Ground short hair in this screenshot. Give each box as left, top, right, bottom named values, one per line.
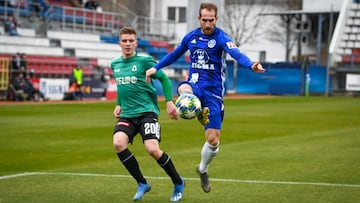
left=199, top=2, right=218, bottom=17
left=119, top=27, right=137, bottom=36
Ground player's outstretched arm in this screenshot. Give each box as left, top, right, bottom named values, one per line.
left=145, top=67, right=157, bottom=82
left=251, top=62, right=266, bottom=73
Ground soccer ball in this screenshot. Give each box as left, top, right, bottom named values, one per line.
left=175, top=94, right=202, bottom=119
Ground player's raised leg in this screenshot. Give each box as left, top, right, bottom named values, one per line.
left=177, top=83, right=210, bottom=125
left=196, top=165, right=210, bottom=193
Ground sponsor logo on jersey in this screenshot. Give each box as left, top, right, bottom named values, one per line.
left=191, top=49, right=215, bottom=70
left=114, top=68, right=120, bottom=72
left=117, top=121, right=130, bottom=126
left=115, top=76, right=138, bottom=85
left=208, top=39, right=216, bottom=48
left=226, top=42, right=237, bottom=49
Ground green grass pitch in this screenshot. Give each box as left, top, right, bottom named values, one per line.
left=0, top=96, right=359, bottom=203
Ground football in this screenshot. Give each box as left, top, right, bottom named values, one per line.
left=175, top=93, right=202, bottom=119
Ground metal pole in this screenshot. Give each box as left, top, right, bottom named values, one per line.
left=281, top=14, right=292, bottom=62
left=326, top=6, right=334, bottom=97
left=316, top=14, right=324, bottom=65
left=297, top=33, right=302, bottom=60
left=286, top=16, right=291, bottom=62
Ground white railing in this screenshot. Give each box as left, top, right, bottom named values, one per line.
left=329, top=0, right=351, bottom=64
left=0, top=1, right=176, bottom=40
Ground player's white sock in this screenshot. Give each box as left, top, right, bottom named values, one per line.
left=199, top=141, right=219, bottom=173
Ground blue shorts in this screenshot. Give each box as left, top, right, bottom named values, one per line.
left=178, top=81, right=224, bottom=130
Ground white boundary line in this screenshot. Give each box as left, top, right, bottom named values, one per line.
left=1, top=172, right=360, bottom=188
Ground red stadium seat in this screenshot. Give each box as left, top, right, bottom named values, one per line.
left=149, top=40, right=171, bottom=48
left=23, top=55, right=95, bottom=77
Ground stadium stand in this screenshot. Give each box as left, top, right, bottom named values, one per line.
left=0, top=0, right=182, bottom=100
left=327, top=0, right=360, bottom=94
left=0, top=35, right=50, bottom=46
left=0, top=53, right=94, bottom=78
left=16, top=27, right=36, bottom=37
left=0, top=0, right=30, bottom=17
left=0, top=44, right=64, bottom=56
left=99, top=34, right=189, bottom=68
left=331, top=0, right=360, bottom=66
left=46, top=0, right=73, bottom=7
left=47, top=30, right=119, bottom=66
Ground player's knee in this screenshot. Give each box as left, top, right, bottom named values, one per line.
left=145, top=144, right=162, bottom=159
left=207, top=135, right=220, bottom=146
left=178, top=84, right=192, bottom=95
left=207, top=139, right=219, bottom=146
left=113, top=141, right=126, bottom=152
left=206, top=131, right=220, bottom=146
left=113, top=132, right=128, bottom=152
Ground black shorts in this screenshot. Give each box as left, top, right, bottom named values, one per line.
left=113, top=113, right=161, bottom=144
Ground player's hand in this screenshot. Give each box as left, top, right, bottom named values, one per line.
left=166, top=101, right=178, bottom=120
left=113, top=105, right=121, bottom=118
left=145, top=67, right=157, bottom=83
left=251, top=62, right=265, bottom=73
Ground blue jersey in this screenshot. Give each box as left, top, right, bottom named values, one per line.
left=155, top=27, right=253, bottom=98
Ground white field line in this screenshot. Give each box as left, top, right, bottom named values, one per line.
left=1, top=172, right=360, bottom=188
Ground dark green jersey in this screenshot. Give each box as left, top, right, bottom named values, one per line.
left=110, top=52, right=173, bottom=118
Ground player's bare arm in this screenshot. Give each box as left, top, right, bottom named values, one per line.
left=251, top=62, right=266, bottom=73
left=145, top=67, right=157, bottom=82
left=113, top=105, right=121, bottom=118
left=166, top=101, right=179, bottom=120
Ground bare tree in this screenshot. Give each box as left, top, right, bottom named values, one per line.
left=267, top=17, right=298, bottom=58
left=222, top=0, right=272, bottom=47
left=222, top=0, right=302, bottom=61
left=266, top=0, right=302, bottom=60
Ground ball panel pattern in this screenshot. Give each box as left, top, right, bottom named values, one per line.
left=175, top=94, right=202, bottom=119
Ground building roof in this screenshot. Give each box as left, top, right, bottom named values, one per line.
left=259, top=9, right=339, bottom=16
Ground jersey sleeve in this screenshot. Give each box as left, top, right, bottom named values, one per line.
left=116, top=95, right=121, bottom=106
left=109, top=60, right=121, bottom=106
left=144, top=55, right=157, bottom=68
left=222, top=33, right=253, bottom=69
left=153, top=70, right=173, bottom=102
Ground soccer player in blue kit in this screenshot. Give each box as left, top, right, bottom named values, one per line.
left=146, top=2, right=265, bottom=193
